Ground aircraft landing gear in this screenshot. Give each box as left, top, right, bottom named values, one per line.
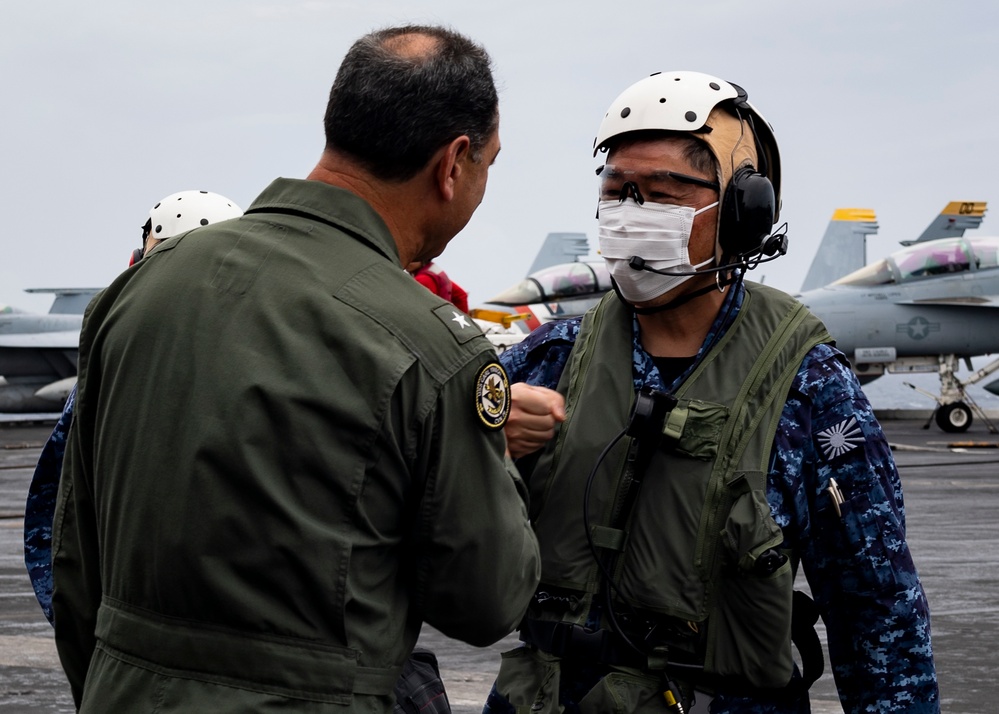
left=904, top=354, right=999, bottom=434
left=935, top=401, right=973, bottom=433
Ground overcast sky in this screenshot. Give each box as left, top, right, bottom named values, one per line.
left=3, top=0, right=998, bottom=317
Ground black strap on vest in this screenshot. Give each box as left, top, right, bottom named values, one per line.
left=520, top=589, right=824, bottom=699
left=788, top=590, right=824, bottom=692
left=520, top=618, right=701, bottom=674
left=581, top=389, right=678, bottom=660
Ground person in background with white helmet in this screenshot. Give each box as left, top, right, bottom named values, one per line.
left=24, top=189, right=243, bottom=625
left=485, top=72, right=939, bottom=713
left=131, top=189, right=243, bottom=265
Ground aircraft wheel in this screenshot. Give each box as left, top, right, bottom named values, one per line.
left=936, top=402, right=973, bottom=433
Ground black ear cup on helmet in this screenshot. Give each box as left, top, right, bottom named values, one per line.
left=718, top=165, right=776, bottom=258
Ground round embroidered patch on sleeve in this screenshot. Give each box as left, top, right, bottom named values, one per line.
left=475, top=362, right=511, bottom=430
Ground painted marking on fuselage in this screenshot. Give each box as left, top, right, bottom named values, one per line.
left=896, top=316, right=941, bottom=340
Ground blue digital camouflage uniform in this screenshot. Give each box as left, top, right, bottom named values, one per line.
left=23, top=386, right=75, bottom=625
left=485, top=282, right=939, bottom=714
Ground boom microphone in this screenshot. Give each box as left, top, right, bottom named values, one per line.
left=627, top=231, right=788, bottom=276
left=627, top=255, right=741, bottom=276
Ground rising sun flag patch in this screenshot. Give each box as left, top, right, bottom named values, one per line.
left=817, top=416, right=866, bottom=460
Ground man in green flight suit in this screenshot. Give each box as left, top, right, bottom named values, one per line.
left=52, top=25, right=541, bottom=713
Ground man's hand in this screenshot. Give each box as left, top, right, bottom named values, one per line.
left=505, top=384, right=566, bottom=459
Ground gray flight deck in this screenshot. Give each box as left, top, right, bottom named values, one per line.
left=1, top=417, right=996, bottom=713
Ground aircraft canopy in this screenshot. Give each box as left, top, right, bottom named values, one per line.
left=488, top=261, right=612, bottom=305
left=831, top=236, right=999, bottom=287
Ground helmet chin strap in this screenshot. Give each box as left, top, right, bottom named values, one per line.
left=611, top=269, right=742, bottom=315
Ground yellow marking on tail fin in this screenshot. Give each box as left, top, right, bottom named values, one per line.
left=832, top=208, right=877, bottom=222
left=941, top=201, right=987, bottom=216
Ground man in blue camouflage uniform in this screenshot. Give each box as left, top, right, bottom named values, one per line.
left=23, top=190, right=243, bottom=626
left=485, top=72, right=938, bottom=714
left=23, top=389, right=74, bottom=624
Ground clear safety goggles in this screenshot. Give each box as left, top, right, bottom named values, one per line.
left=596, top=164, right=720, bottom=205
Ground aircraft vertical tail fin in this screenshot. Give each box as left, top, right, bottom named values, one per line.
left=527, top=233, right=589, bottom=275
left=25, top=288, right=103, bottom=315
left=800, top=209, right=879, bottom=292
left=900, top=201, right=987, bottom=246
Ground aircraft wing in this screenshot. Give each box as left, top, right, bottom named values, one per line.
left=800, top=208, right=879, bottom=292
left=0, top=330, right=80, bottom=348
left=894, top=296, right=999, bottom=308
left=25, top=287, right=103, bottom=315
left=900, top=201, right=987, bottom=246
left=0, top=412, right=63, bottom=422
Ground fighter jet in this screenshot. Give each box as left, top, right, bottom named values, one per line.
left=470, top=233, right=611, bottom=350
left=797, top=202, right=999, bottom=433
left=0, top=288, right=98, bottom=413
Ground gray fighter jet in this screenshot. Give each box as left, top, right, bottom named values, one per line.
left=471, top=232, right=611, bottom=351
left=0, top=288, right=98, bottom=413
left=797, top=202, right=999, bottom=432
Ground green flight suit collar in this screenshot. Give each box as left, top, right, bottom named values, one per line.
left=246, top=178, right=400, bottom=265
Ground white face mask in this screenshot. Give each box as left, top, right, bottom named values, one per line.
left=598, top=198, right=719, bottom=303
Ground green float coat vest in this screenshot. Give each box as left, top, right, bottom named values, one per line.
left=525, top=283, right=831, bottom=688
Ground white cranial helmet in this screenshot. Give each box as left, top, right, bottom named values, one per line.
left=149, top=190, right=243, bottom=239
left=593, top=71, right=781, bottom=224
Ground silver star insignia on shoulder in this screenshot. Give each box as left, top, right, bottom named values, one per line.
left=433, top=303, right=481, bottom=344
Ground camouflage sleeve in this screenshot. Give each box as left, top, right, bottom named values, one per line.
left=23, top=387, right=77, bottom=625
left=498, top=318, right=580, bottom=389
left=771, top=344, right=939, bottom=713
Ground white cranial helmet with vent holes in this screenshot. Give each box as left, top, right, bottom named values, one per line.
left=149, top=190, right=242, bottom=239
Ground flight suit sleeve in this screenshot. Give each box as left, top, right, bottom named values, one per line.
left=50, top=392, right=103, bottom=708
left=777, top=349, right=939, bottom=712
left=410, top=353, right=541, bottom=647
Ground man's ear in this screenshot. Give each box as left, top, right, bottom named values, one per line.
left=436, top=135, right=471, bottom=202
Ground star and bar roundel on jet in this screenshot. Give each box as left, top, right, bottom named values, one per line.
left=795, top=201, right=999, bottom=433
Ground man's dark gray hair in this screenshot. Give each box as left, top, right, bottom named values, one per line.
left=324, top=25, right=499, bottom=182
left=607, top=130, right=717, bottom=180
